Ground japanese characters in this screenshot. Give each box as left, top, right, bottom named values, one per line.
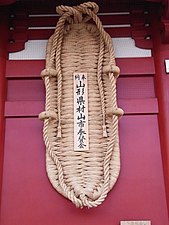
left=74, top=73, right=89, bottom=151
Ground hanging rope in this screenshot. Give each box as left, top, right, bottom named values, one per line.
left=39, top=2, right=124, bottom=208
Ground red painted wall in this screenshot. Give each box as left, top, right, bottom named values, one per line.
left=0, top=116, right=168, bottom=225
left=0, top=2, right=169, bottom=225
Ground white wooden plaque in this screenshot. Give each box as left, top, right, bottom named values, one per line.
left=165, top=59, right=169, bottom=73
left=74, top=73, right=89, bottom=151
left=120, top=221, right=151, bottom=225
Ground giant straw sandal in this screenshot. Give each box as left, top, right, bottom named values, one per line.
left=39, top=2, right=124, bottom=208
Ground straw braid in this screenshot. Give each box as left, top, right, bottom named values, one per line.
left=39, top=2, right=123, bottom=208
left=97, top=36, right=107, bottom=137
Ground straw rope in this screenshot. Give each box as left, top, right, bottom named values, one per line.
left=39, top=2, right=124, bottom=208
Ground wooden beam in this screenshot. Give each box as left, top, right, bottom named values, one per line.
left=151, top=5, right=169, bottom=217
left=6, top=58, right=155, bottom=78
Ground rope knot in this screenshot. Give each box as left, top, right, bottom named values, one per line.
left=56, top=2, right=99, bottom=24
left=73, top=2, right=99, bottom=22
left=78, top=2, right=99, bottom=14
left=113, top=108, right=124, bottom=118
left=112, top=66, right=120, bottom=78
left=41, top=68, right=57, bottom=78
left=107, top=108, right=124, bottom=119
left=103, top=65, right=120, bottom=78
left=39, top=110, right=58, bottom=121
left=56, top=5, right=83, bottom=23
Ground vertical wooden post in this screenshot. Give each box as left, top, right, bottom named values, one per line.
left=151, top=7, right=169, bottom=217
left=0, top=7, right=8, bottom=204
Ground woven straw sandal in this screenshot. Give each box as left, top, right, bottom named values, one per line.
left=39, top=2, right=124, bottom=208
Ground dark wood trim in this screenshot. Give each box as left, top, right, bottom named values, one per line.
left=0, top=0, right=16, bottom=5
left=7, top=2, right=152, bottom=53
left=0, top=8, right=8, bottom=208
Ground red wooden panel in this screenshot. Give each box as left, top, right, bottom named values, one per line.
left=135, top=38, right=153, bottom=49
left=0, top=116, right=168, bottom=225
left=6, top=76, right=155, bottom=102
left=4, top=98, right=158, bottom=117
left=5, top=101, right=44, bottom=117
left=118, top=98, right=158, bottom=114
left=6, top=60, right=45, bottom=78
left=117, top=77, right=155, bottom=99
left=7, top=80, right=45, bottom=101
left=118, top=57, right=155, bottom=75
left=8, top=41, right=25, bottom=53
left=6, top=58, right=155, bottom=78
left=132, top=27, right=150, bottom=38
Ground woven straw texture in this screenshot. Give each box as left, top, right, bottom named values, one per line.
left=39, top=2, right=124, bottom=208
